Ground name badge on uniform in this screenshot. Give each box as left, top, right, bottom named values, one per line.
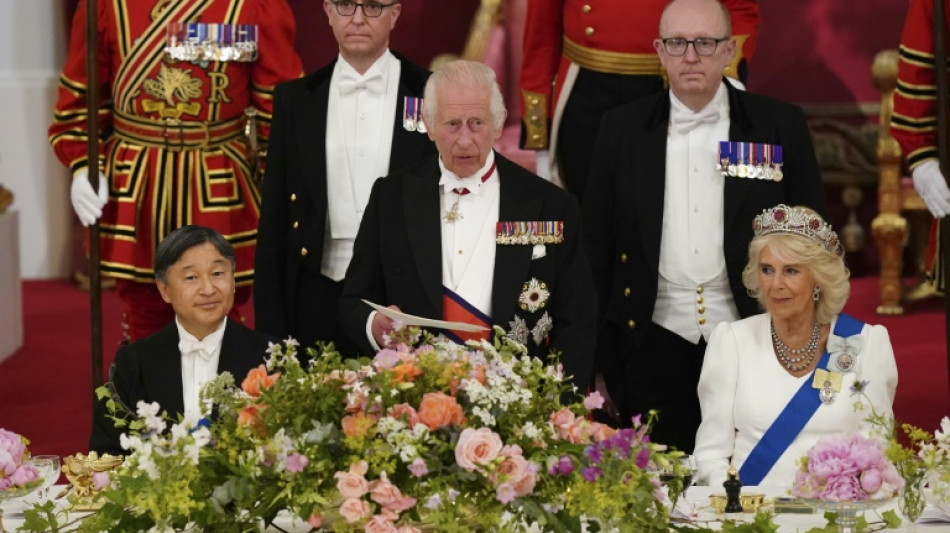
left=165, top=22, right=259, bottom=63
left=496, top=221, right=564, bottom=245
left=403, top=96, right=426, bottom=133
left=718, top=141, right=784, bottom=182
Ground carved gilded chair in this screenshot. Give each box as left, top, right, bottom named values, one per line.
left=871, top=49, right=930, bottom=315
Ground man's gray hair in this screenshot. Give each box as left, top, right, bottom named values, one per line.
left=154, top=225, right=236, bottom=283
left=423, top=60, right=506, bottom=131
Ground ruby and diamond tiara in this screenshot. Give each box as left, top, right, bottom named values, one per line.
left=752, top=204, right=843, bottom=255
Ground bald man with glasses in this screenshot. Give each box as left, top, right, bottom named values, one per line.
left=582, top=0, right=826, bottom=452
left=255, top=0, right=436, bottom=354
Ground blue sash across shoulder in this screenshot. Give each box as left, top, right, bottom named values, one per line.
left=737, top=313, right=864, bottom=486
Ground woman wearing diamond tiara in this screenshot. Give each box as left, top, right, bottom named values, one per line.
left=693, top=205, right=898, bottom=487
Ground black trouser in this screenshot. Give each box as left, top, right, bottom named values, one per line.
left=608, top=322, right=706, bottom=453
left=293, top=270, right=360, bottom=359
left=557, top=70, right=664, bottom=201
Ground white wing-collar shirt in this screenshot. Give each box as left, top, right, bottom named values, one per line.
left=653, top=82, right=740, bottom=344
left=176, top=316, right=227, bottom=420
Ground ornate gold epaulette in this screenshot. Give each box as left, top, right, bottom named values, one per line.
left=496, top=221, right=564, bottom=245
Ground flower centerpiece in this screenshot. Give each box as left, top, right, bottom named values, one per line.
left=791, top=433, right=902, bottom=502
left=0, top=428, right=40, bottom=495
left=75, top=327, right=691, bottom=532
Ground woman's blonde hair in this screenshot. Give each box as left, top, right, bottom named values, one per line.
left=741, top=213, right=850, bottom=325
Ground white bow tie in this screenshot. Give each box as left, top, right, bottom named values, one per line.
left=672, top=107, right=721, bottom=134
left=179, top=338, right=214, bottom=361
left=339, top=72, right=385, bottom=96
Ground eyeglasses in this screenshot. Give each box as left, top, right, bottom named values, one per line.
left=660, top=37, right=729, bottom=57
left=331, top=0, right=399, bottom=18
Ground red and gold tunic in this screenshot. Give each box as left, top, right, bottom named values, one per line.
left=519, top=0, right=759, bottom=149
left=892, top=0, right=947, bottom=170
left=49, top=0, right=302, bottom=285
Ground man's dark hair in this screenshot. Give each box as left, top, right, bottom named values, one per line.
left=153, top=225, right=236, bottom=283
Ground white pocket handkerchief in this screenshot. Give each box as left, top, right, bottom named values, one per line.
left=532, top=244, right=546, bottom=260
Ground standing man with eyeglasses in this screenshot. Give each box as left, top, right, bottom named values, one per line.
left=519, top=0, right=758, bottom=201
left=254, top=0, right=436, bottom=354
left=582, top=0, right=826, bottom=452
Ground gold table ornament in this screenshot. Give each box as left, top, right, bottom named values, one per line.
left=708, top=492, right=767, bottom=514
left=62, top=452, right=123, bottom=511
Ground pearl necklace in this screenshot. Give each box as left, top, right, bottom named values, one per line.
left=770, top=319, right=820, bottom=372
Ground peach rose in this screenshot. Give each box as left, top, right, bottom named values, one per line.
left=339, top=497, right=371, bottom=524
left=335, top=468, right=369, bottom=499
left=364, top=515, right=397, bottom=533
left=549, top=407, right=576, bottom=439
left=566, top=418, right=592, bottom=444
left=241, top=365, right=280, bottom=397
left=392, top=363, right=423, bottom=383
left=345, top=390, right=369, bottom=413
left=369, top=472, right=417, bottom=513
left=492, top=451, right=528, bottom=485
left=388, top=403, right=420, bottom=428
left=417, top=392, right=465, bottom=431
left=512, top=466, right=538, bottom=496
left=455, top=427, right=503, bottom=471
left=590, top=422, right=617, bottom=442
left=341, top=412, right=376, bottom=438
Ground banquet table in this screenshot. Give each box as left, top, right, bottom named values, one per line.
left=3, top=485, right=950, bottom=531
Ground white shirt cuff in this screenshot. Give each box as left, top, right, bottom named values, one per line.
left=365, top=310, right=381, bottom=351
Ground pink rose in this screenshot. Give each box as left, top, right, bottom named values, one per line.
left=369, top=472, right=401, bottom=507
left=364, top=514, right=397, bottom=533
left=455, top=427, right=503, bottom=472
left=512, top=464, right=539, bottom=497
left=307, top=514, right=323, bottom=528
left=339, top=497, right=371, bottom=524
left=491, top=449, right=527, bottom=485
left=335, top=469, right=369, bottom=499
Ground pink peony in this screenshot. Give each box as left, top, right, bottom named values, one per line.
left=859, top=468, right=883, bottom=494
left=8, top=464, right=38, bottom=487
left=455, top=427, right=503, bottom=472
left=791, top=470, right=823, bottom=499
left=285, top=453, right=309, bottom=473
left=339, top=497, right=371, bottom=524
left=820, top=474, right=866, bottom=502
left=0, top=429, right=27, bottom=477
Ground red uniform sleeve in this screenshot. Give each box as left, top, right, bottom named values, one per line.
left=892, top=0, right=940, bottom=170
left=249, top=0, right=303, bottom=146
left=723, top=0, right=759, bottom=70
left=519, top=0, right=564, bottom=150
left=48, top=0, right=113, bottom=175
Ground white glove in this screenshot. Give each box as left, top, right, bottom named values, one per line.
left=912, top=159, right=950, bottom=218
left=71, top=168, right=109, bottom=226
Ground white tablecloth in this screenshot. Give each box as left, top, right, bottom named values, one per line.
left=4, top=485, right=950, bottom=531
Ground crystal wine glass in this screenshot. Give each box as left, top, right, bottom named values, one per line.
left=29, top=455, right=60, bottom=502
left=678, top=454, right=697, bottom=499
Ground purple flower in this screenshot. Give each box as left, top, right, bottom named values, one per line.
left=409, top=458, right=429, bottom=478
left=581, top=465, right=603, bottom=482
left=585, top=444, right=603, bottom=463
left=635, top=447, right=651, bottom=469
left=557, top=455, right=574, bottom=476
left=583, top=391, right=605, bottom=410
left=850, top=380, right=870, bottom=397
left=285, top=453, right=309, bottom=473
